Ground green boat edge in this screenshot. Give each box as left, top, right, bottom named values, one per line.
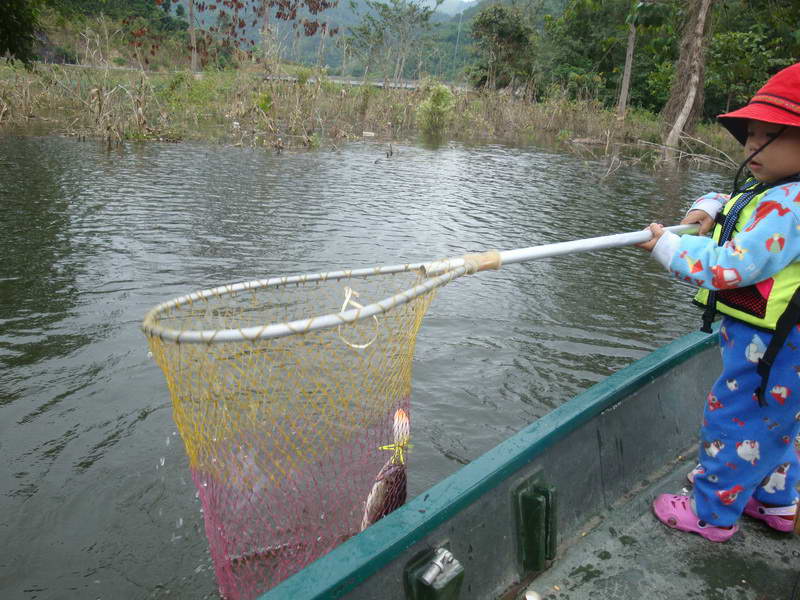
left=260, top=327, right=718, bottom=599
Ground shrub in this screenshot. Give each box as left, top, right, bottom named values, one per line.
left=305, top=132, right=320, bottom=149
left=166, top=71, right=190, bottom=92
left=54, top=45, right=78, bottom=64
left=295, top=67, right=312, bottom=85
left=320, top=78, right=342, bottom=95
left=255, top=91, right=272, bottom=114
left=356, top=84, right=376, bottom=115
left=416, top=82, right=455, bottom=138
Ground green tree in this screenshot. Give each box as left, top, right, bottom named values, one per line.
left=0, top=0, right=185, bottom=65
left=540, top=0, right=629, bottom=101
left=468, top=4, right=535, bottom=89
left=345, top=0, right=441, bottom=81
left=1, top=0, right=43, bottom=64
left=706, top=30, right=775, bottom=114
left=616, top=1, right=666, bottom=119
left=343, top=7, right=385, bottom=76
left=536, top=0, right=679, bottom=106
left=57, top=0, right=183, bottom=24
left=703, top=0, right=800, bottom=117
left=662, top=0, right=715, bottom=154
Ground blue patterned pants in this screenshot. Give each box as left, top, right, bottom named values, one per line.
left=694, top=316, right=800, bottom=526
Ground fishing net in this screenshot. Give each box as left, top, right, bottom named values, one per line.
left=141, top=262, right=476, bottom=600
left=141, top=224, right=692, bottom=598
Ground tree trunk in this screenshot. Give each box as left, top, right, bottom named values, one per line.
left=662, top=0, right=714, bottom=159
left=317, top=26, right=329, bottom=68
left=188, top=0, right=198, bottom=72
left=616, top=21, right=636, bottom=120
left=395, top=51, right=407, bottom=82
left=261, top=0, right=271, bottom=63
left=262, top=0, right=270, bottom=31
left=341, top=41, right=348, bottom=75
left=393, top=30, right=409, bottom=82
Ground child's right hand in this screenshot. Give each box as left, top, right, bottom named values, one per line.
left=636, top=223, right=665, bottom=252
left=681, top=209, right=715, bottom=235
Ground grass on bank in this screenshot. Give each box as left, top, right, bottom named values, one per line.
left=0, top=58, right=741, bottom=171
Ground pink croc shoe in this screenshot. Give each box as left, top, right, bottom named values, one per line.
left=743, top=498, right=796, bottom=533
left=652, top=494, right=738, bottom=542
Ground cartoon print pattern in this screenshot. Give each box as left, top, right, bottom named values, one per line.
left=692, top=317, right=800, bottom=526
left=670, top=182, right=800, bottom=292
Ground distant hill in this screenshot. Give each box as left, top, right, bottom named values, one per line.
left=172, top=0, right=477, bottom=33
left=433, top=0, right=478, bottom=16
left=168, top=0, right=564, bottom=77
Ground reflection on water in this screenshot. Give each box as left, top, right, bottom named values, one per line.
left=0, top=135, right=728, bottom=598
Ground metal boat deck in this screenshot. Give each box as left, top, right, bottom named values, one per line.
left=524, top=452, right=800, bottom=599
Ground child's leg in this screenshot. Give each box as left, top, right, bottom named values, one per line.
left=693, top=318, right=800, bottom=525
left=744, top=438, right=798, bottom=532
left=751, top=428, right=800, bottom=507
left=748, top=318, right=800, bottom=508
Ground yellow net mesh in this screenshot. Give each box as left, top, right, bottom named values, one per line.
left=144, top=268, right=437, bottom=600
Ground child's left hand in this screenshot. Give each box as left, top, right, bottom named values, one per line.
left=636, top=223, right=665, bottom=252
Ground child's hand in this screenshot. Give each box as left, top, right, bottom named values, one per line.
left=636, top=223, right=665, bottom=252
left=681, top=209, right=715, bottom=235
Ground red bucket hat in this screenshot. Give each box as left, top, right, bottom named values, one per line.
left=718, top=62, right=800, bottom=145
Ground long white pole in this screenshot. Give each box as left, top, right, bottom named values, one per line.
left=424, top=224, right=698, bottom=275
left=500, top=223, right=697, bottom=265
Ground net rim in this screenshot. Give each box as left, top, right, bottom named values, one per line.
left=141, top=262, right=466, bottom=344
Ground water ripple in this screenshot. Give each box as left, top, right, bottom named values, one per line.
left=0, top=135, right=729, bottom=598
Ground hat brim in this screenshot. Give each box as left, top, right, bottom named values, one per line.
left=718, top=99, right=800, bottom=145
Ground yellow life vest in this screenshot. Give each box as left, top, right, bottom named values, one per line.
left=694, top=185, right=800, bottom=331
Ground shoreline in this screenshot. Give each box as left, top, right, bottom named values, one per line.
left=0, top=60, right=739, bottom=173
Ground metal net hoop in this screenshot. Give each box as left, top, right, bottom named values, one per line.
left=141, top=263, right=465, bottom=600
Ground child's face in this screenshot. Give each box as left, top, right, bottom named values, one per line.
left=745, top=120, right=800, bottom=183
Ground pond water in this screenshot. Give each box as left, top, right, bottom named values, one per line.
left=0, top=135, right=729, bottom=598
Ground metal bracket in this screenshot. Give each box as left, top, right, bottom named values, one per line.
left=404, top=545, right=464, bottom=600
left=513, top=476, right=557, bottom=573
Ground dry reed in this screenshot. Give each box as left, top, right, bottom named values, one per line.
left=0, top=58, right=740, bottom=171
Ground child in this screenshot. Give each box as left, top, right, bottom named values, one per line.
left=639, top=62, right=800, bottom=542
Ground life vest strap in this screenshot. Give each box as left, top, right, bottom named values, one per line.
left=700, top=298, right=716, bottom=333
left=699, top=182, right=767, bottom=334
left=694, top=175, right=800, bottom=402
left=696, top=176, right=800, bottom=334
left=754, top=286, right=800, bottom=406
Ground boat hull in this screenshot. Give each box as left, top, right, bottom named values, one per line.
left=261, top=329, right=719, bottom=600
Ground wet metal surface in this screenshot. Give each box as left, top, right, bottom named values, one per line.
left=525, top=456, right=800, bottom=599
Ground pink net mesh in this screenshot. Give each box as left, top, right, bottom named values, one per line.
left=143, top=269, right=435, bottom=598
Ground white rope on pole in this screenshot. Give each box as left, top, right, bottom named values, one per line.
left=337, top=286, right=381, bottom=349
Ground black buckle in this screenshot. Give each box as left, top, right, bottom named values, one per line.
left=753, top=387, right=767, bottom=406
left=700, top=315, right=714, bottom=333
